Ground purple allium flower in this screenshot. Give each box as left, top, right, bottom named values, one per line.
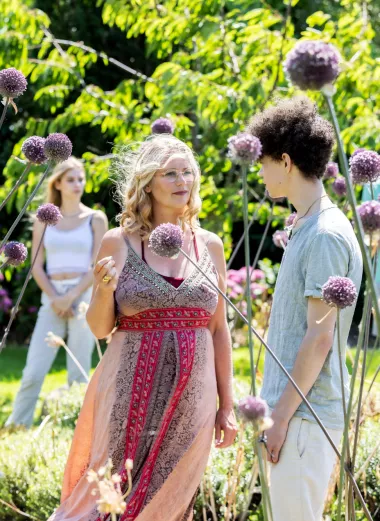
left=324, top=162, right=339, bottom=179
left=285, top=212, right=297, bottom=227
left=351, top=148, right=366, bottom=158
left=3, top=241, right=27, bottom=266
left=238, top=396, right=269, bottom=422
left=21, top=136, right=47, bottom=165
left=0, top=289, right=7, bottom=297
left=332, top=177, right=346, bottom=196
left=322, top=276, right=357, bottom=309
left=36, top=203, right=62, bottom=226
left=227, top=133, right=262, bottom=165
left=350, top=151, right=380, bottom=184
left=0, top=68, right=27, bottom=99
left=151, top=118, right=175, bottom=134
left=357, top=201, right=380, bottom=234
left=284, top=40, right=340, bottom=91
left=272, top=230, right=288, bottom=248
left=148, top=223, right=184, bottom=258
left=0, top=296, right=13, bottom=311
left=44, top=133, right=73, bottom=163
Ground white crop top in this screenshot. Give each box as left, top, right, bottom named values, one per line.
left=44, top=214, right=94, bottom=275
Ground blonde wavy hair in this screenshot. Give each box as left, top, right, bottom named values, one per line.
left=46, top=156, right=85, bottom=207
left=113, top=135, right=202, bottom=239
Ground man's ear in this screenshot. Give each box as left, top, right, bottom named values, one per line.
left=282, top=153, right=292, bottom=172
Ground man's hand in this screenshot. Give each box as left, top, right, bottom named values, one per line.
left=265, top=415, right=289, bottom=463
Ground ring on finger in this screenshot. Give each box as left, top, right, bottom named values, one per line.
left=102, top=275, right=112, bottom=283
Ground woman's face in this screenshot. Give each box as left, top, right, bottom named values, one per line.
left=148, top=154, right=196, bottom=211
left=55, top=168, right=86, bottom=200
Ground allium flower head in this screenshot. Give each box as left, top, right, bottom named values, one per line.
left=332, top=177, right=346, bottom=196
left=284, top=40, right=340, bottom=91
left=151, top=118, right=175, bottom=134
left=349, top=150, right=380, bottom=184
left=285, top=212, right=297, bottom=227
left=44, top=133, right=73, bottom=163
left=227, top=132, right=262, bottom=165
left=351, top=148, right=366, bottom=158
left=273, top=230, right=288, bottom=248
left=3, top=241, right=27, bottom=266
left=322, top=276, right=357, bottom=309
left=324, top=162, right=339, bottom=179
left=238, top=395, right=268, bottom=422
left=45, top=331, right=65, bottom=348
left=36, top=203, right=62, bottom=226
left=357, top=200, right=380, bottom=234
left=148, top=223, right=184, bottom=259
left=21, top=136, right=47, bottom=164
left=0, top=68, right=27, bottom=99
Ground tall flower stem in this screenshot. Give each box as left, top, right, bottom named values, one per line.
left=242, top=165, right=256, bottom=395
left=250, top=204, right=273, bottom=274
left=227, top=194, right=267, bottom=269
left=324, top=94, right=380, bottom=334
left=0, top=98, right=10, bottom=132
left=0, top=225, right=47, bottom=353
left=255, top=437, right=273, bottom=521
left=0, top=162, right=51, bottom=251
left=335, top=310, right=350, bottom=521
left=178, top=247, right=373, bottom=520
left=0, top=163, right=32, bottom=213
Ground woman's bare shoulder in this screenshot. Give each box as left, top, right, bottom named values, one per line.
left=196, top=228, right=223, bottom=250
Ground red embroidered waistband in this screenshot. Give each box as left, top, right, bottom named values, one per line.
left=117, top=307, right=211, bottom=331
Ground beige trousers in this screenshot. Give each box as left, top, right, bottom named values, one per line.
left=6, top=278, right=94, bottom=428
left=268, top=416, right=342, bottom=521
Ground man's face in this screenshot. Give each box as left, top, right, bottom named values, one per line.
left=259, top=156, right=289, bottom=199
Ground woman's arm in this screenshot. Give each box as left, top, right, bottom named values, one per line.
left=31, top=219, right=59, bottom=298
left=65, top=211, right=109, bottom=303
left=86, top=228, right=126, bottom=339
left=207, top=233, right=238, bottom=449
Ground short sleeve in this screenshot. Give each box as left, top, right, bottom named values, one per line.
left=361, top=184, right=372, bottom=203
left=304, top=232, right=350, bottom=298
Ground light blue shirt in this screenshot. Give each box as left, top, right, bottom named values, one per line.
left=261, top=207, right=363, bottom=430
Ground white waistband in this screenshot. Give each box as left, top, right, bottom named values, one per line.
left=49, top=277, right=82, bottom=286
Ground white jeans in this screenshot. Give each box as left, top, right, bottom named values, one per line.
left=6, top=278, right=94, bottom=427
left=269, top=416, right=342, bottom=521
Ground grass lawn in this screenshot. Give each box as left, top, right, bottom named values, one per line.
left=0, top=343, right=102, bottom=426
left=0, top=343, right=379, bottom=426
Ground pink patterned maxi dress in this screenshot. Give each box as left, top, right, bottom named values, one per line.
left=49, top=233, right=219, bottom=521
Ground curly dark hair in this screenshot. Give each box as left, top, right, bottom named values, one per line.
left=247, top=96, right=335, bottom=179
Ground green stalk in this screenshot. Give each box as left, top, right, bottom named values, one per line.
left=242, top=165, right=256, bottom=395
left=0, top=163, right=31, bottom=213
left=324, top=94, right=380, bottom=337
left=0, top=98, right=10, bottom=132
left=0, top=162, right=51, bottom=251
left=255, top=438, right=273, bottom=521
left=0, top=225, right=47, bottom=353
left=336, top=311, right=347, bottom=521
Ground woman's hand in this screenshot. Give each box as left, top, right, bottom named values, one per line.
left=94, top=256, right=118, bottom=293
left=51, top=294, right=75, bottom=318
left=215, top=406, right=238, bottom=449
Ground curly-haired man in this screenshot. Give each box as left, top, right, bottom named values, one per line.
left=248, top=96, right=363, bottom=521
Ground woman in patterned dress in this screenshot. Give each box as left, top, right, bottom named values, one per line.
left=49, top=135, right=237, bottom=521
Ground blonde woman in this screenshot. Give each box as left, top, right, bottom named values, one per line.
left=6, top=157, right=108, bottom=428
left=49, top=135, right=237, bottom=521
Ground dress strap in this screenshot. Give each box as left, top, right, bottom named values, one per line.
left=192, top=232, right=200, bottom=262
